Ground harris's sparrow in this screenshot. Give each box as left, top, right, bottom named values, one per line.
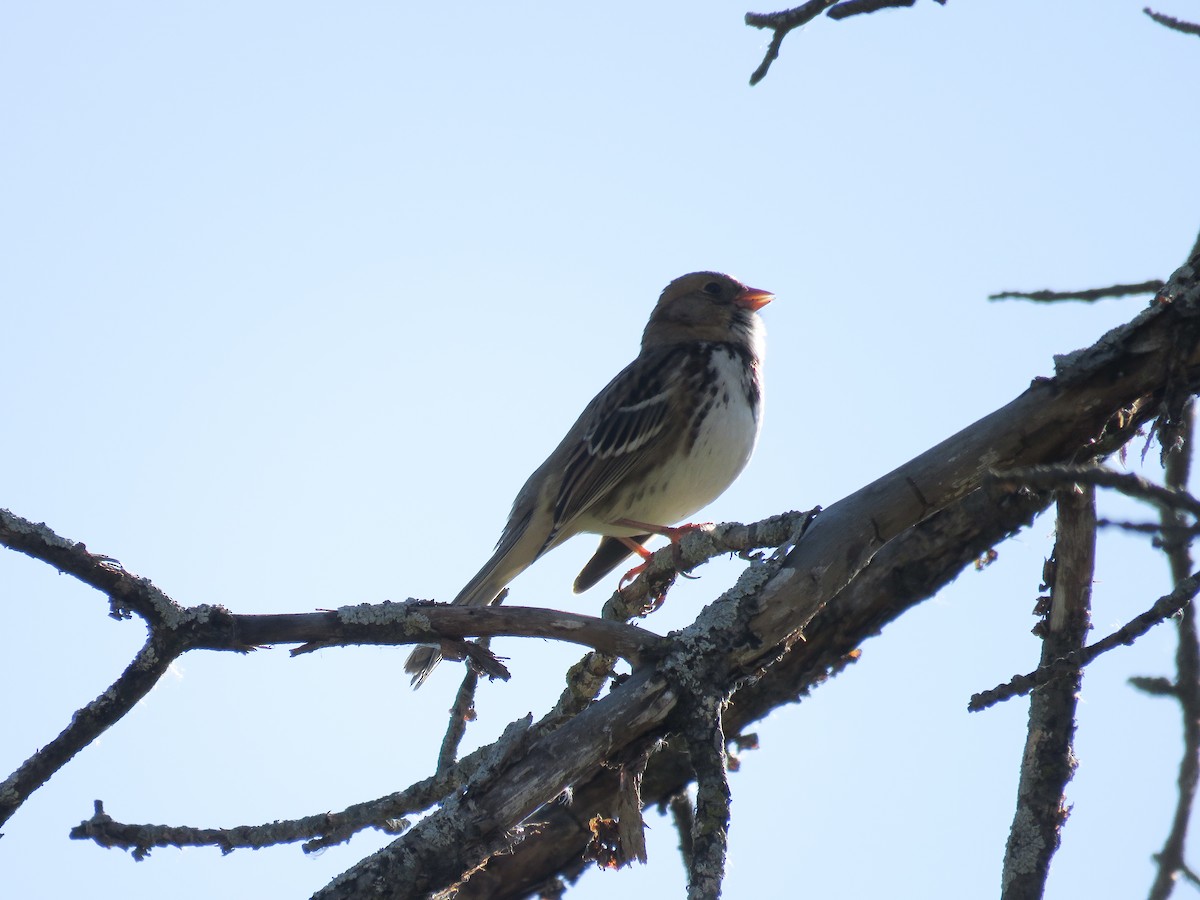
left=406, top=271, right=772, bottom=686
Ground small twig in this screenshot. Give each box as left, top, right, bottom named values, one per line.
left=827, top=0, right=919, bottom=19
left=1132, top=675, right=1180, bottom=698
left=1145, top=7, right=1200, bottom=37
left=1181, top=860, right=1200, bottom=888
left=1001, top=485, right=1095, bottom=899
left=988, top=464, right=1200, bottom=520
left=745, top=0, right=943, bottom=84
left=71, top=716, right=534, bottom=857
left=970, top=571, right=1200, bottom=711
left=745, top=1, right=838, bottom=86
left=989, top=280, right=1165, bottom=303
left=438, top=637, right=488, bottom=776
left=1096, top=518, right=1200, bottom=537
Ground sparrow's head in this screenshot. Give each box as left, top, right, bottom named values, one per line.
left=643, top=271, right=773, bottom=348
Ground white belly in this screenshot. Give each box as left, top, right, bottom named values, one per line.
left=596, top=347, right=762, bottom=533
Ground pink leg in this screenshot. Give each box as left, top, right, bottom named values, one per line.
left=611, top=520, right=708, bottom=589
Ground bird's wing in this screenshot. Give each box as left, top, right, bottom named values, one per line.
left=543, top=348, right=683, bottom=549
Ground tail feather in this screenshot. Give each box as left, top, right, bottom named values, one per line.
left=405, top=539, right=534, bottom=688
left=573, top=534, right=650, bottom=593
left=404, top=644, right=443, bottom=688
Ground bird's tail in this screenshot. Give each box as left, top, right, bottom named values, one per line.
left=573, top=534, right=650, bottom=593
left=404, top=645, right=444, bottom=688
left=403, top=543, right=528, bottom=687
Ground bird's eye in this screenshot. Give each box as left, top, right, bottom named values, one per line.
left=703, top=281, right=723, bottom=296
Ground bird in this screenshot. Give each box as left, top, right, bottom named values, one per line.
left=406, top=271, right=773, bottom=686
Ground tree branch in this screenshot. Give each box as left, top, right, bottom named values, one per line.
left=745, top=1, right=837, bottom=86
left=0, top=634, right=178, bottom=831
left=745, top=0, right=943, bottom=85
left=70, top=715, right=535, bottom=858
left=989, top=279, right=1165, bottom=303
left=1144, top=7, right=1200, bottom=37
left=681, top=696, right=730, bottom=900
left=1001, top=485, right=1095, bottom=899
left=987, top=463, right=1200, bottom=519
left=0, top=507, right=808, bottom=832
left=970, top=571, right=1200, bottom=712
left=438, top=638, right=488, bottom=775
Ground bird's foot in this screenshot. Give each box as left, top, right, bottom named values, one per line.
left=611, top=520, right=710, bottom=588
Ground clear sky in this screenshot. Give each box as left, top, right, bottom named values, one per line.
left=3, top=2, right=1199, bottom=898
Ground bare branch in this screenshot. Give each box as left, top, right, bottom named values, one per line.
left=605, top=510, right=818, bottom=629
left=0, top=635, right=178, bottom=831
left=745, top=1, right=837, bottom=86
left=1001, top=485, right=1095, bottom=899
left=970, top=571, right=1200, bottom=711
left=0, top=507, right=811, bottom=834
left=989, top=279, right=1165, bottom=303
left=438, top=636, right=490, bottom=775
left=1145, top=7, right=1200, bottom=37
left=0, top=508, right=205, bottom=625
left=988, top=464, right=1200, bottom=520
left=71, top=716, right=534, bottom=858
left=286, top=603, right=663, bottom=665
left=1096, top=518, right=1200, bottom=537
left=828, top=0, right=919, bottom=19
left=745, top=0, right=943, bottom=85
left=682, top=697, right=731, bottom=900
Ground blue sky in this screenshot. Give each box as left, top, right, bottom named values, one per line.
left=3, top=2, right=1199, bottom=898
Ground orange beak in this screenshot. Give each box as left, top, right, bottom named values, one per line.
left=735, top=286, right=774, bottom=311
